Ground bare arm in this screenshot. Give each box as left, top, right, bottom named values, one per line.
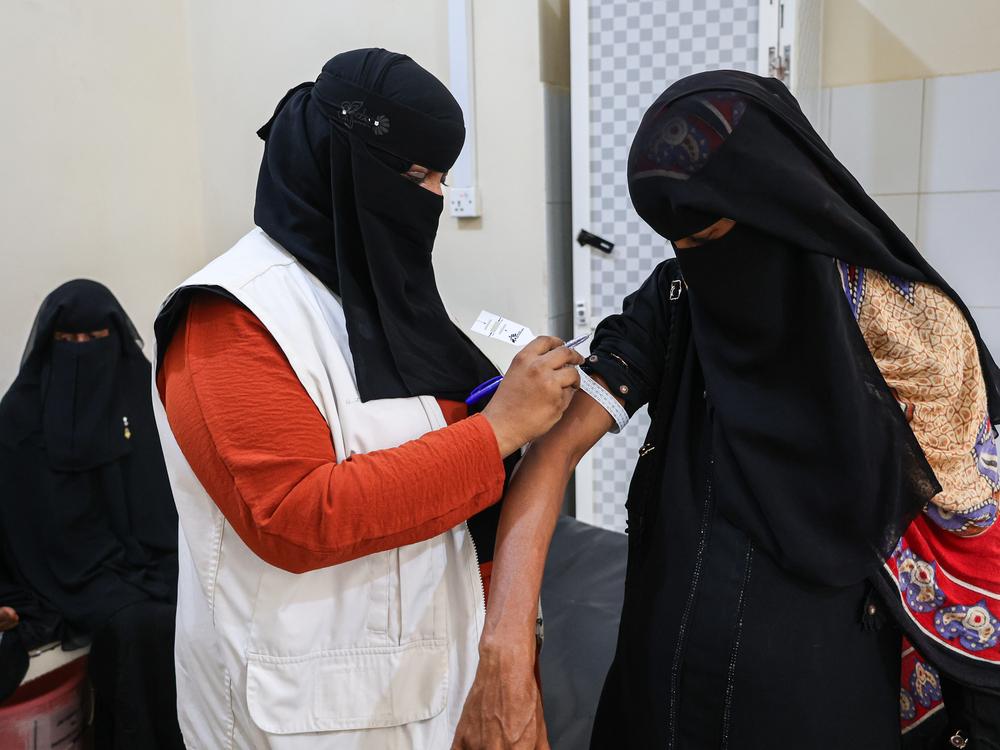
left=453, top=383, right=618, bottom=749
left=484, top=386, right=614, bottom=648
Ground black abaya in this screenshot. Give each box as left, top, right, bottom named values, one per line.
left=585, top=261, right=903, bottom=749
left=0, top=281, right=177, bottom=639
left=89, top=602, right=184, bottom=750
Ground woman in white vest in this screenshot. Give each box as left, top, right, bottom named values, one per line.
left=151, top=48, right=580, bottom=749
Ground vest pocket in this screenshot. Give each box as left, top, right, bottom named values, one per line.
left=368, top=537, right=448, bottom=645
left=366, top=548, right=395, bottom=642
left=397, top=536, right=448, bottom=642
left=245, top=639, right=448, bottom=734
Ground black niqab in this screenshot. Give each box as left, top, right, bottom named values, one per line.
left=0, top=280, right=177, bottom=641
left=253, top=48, right=498, bottom=402
left=627, top=71, right=999, bottom=586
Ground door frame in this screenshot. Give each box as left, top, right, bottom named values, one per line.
left=569, top=0, right=595, bottom=523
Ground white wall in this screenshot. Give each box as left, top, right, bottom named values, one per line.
left=1, top=0, right=569, bottom=385
left=183, top=0, right=451, bottom=257
left=827, top=70, right=1000, bottom=360
left=0, top=0, right=205, bottom=384
left=431, top=0, right=562, bottom=368
left=824, top=0, right=1000, bottom=86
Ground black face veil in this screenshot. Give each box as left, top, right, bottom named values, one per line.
left=5, top=279, right=142, bottom=469
left=253, top=48, right=498, bottom=402
left=627, top=71, right=1000, bottom=585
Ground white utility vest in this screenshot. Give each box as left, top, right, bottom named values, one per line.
left=151, top=229, right=485, bottom=749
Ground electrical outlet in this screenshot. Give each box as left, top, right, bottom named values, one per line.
left=448, top=186, right=481, bottom=218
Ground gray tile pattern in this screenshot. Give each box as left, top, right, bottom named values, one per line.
left=586, top=0, right=758, bottom=531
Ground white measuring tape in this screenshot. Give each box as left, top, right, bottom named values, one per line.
left=578, top=369, right=630, bottom=434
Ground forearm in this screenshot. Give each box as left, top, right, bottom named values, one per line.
left=481, top=441, right=574, bottom=649
left=481, top=391, right=613, bottom=650
left=234, top=415, right=505, bottom=572
left=453, top=381, right=625, bottom=748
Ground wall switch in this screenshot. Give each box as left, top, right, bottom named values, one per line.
left=448, top=186, right=481, bottom=218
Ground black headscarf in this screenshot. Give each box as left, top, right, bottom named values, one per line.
left=254, top=48, right=499, bottom=402
left=627, top=71, right=1000, bottom=586
left=0, top=280, right=177, bottom=641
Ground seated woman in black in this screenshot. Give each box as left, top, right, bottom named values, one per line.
left=0, top=280, right=182, bottom=747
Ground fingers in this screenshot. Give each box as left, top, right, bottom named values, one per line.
left=549, top=368, right=580, bottom=421
left=519, top=335, right=566, bottom=357
left=540, top=345, right=585, bottom=370
left=555, top=388, right=574, bottom=415
left=554, top=366, right=581, bottom=389
left=514, top=337, right=585, bottom=375
left=450, top=725, right=474, bottom=750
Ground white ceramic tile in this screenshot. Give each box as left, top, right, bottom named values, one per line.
left=917, top=192, right=1000, bottom=308
left=970, top=307, right=1000, bottom=364
left=874, top=194, right=919, bottom=244
left=829, top=80, right=923, bottom=195
left=921, top=71, right=1000, bottom=193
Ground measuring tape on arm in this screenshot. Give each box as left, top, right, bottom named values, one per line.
left=578, top=369, right=629, bottom=434
left=469, top=310, right=629, bottom=433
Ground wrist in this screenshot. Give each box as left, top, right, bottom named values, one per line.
left=479, top=631, right=537, bottom=666
left=480, top=618, right=537, bottom=656
left=481, top=408, right=523, bottom=458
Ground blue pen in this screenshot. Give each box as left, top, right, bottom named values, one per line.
left=464, top=334, right=591, bottom=406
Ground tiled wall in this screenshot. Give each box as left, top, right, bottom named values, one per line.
left=825, top=70, right=1000, bottom=361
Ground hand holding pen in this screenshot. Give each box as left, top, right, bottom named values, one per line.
left=465, top=333, right=590, bottom=406
left=475, top=336, right=587, bottom=459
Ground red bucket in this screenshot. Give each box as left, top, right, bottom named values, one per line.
left=0, top=657, right=87, bottom=749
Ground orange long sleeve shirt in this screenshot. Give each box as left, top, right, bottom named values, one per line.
left=157, top=293, right=505, bottom=588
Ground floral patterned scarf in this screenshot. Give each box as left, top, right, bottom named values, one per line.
left=839, top=262, right=1000, bottom=733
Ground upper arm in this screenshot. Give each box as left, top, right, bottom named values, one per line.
left=531, top=384, right=616, bottom=471
left=580, top=261, right=674, bottom=418
left=161, top=294, right=506, bottom=573
left=161, top=294, right=338, bottom=535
